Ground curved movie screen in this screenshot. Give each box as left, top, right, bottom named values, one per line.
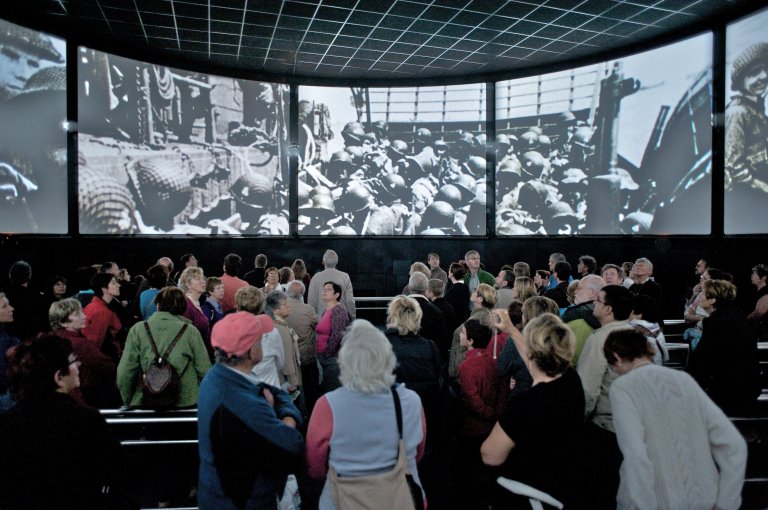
left=495, top=33, right=713, bottom=236
left=298, top=84, right=487, bottom=236
left=78, top=47, right=289, bottom=235
left=724, top=6, right=768, bottom=234
left=0, top=20, right=67, bottom=234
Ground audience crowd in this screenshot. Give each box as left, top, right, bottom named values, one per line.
left=0, top=249, right=765, bottom=509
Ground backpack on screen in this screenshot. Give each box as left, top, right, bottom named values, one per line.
left=140, top=321, right=188, bottom=409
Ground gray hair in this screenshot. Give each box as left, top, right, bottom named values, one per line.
left=408, top=272, right=428, bottom=294
left=635, top=257, right=653, bottom=272
left=338, top=320, right=396, bottom=394
left=549, top=252, right=566, bottom=263
left=264, top=290, right=287, bottom=318
left=580, top=274, right=606, bottom=293
left=285, top=280, right=305, bottom=299
left=323, top=250, right=338, bottom=268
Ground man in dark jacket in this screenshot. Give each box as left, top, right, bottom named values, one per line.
left=544, top=261, right=571, bottom=309
left=198, top=312, right=304, bottom=509
left=408, top=272, right=448, bottom=354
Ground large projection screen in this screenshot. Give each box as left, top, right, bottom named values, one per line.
left=78, top=48, right=289, bottom=235
left=0, top=20, right=67, bottom=234
left=724, top=6, right=768, bottom=235
left=495, top=33, right=713, bottom=236
left=297, top=84, right=487, bottom=236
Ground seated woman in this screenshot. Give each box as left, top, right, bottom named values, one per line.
left=306, top=319, right=427, bottom=509
left=384, top=295, right=442, bottom=436
left=604, top=329, right=747, bottom=510
left=481, top=313, right=585, bottom=509
left=49, top=298, right=120, bottom=408
left=687, top=279, right=761, bottom=414
left=315, top=282, right=350, bottom=393
left=117, top=287, right=211, bottom=409
left=0, top=335, right=129, bottom=509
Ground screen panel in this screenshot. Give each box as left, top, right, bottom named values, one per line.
left=724, top=6, right=768, bottom=234
left=297, top=84, right=487, bottom=236
left=0, top=19, right=67, bottom=234
left=495, top=32, right=713, bottom=236
left=77, top=47, right=289, bottom=235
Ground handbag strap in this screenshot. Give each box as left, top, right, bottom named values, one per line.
left=143, top=321, right=189, bottom=361
left=390, top=385, right=403, bottom=439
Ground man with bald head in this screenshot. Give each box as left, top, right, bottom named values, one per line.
left=563, top=274, right=605, bottom=362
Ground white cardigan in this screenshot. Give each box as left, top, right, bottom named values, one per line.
left=610, top=363, right=747, bottom=510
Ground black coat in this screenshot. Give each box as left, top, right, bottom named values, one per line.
left=444, top=282, right=470, bottom=325
left=543, top=281, right=570, bottom=309
left=411, top=295, right=448, bottom=353
left=687, top=303, right=761, bottom=414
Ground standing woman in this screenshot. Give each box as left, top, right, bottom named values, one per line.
left=306, top=320, right=427, bottom=510
left=291, top=258, right=312, bottom=302
left=604, top=329, right=747, bottom=510
left=511, top=276, right=537, bottom=303
left=49, top=298, right=120, bottom=408
left=481, top=313, right=585, bottom=509
left=179, top=267, right=212, bottom=358
left=0, top=293, right=19, bottom=395
left=82, top=273, right=122, bottom=363
left=315, top=282, right=350, bottom=393
left=687, top=279, right=761, bottom=414
left=263, top=267, right=281, bottom=294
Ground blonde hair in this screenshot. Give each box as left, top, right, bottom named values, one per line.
left=236, top=286, right=264, bottom=314
left=513, top=276, right=537, bottom=303
left=523, top=313, right=574, bottom=376
left=703, top=279, right=737, bottom=304
left=474, top=283, right=497, bottom=308
left=521, top=296, right=559, bottom=325
left=48, top=298, right=83, bottom=331
left=409, top=262, right=430, bottom=277
left=386, top=295, right=423, bottom=335
left=566, top=279, right=580, bottom=305
left=178, top=267, right=204, bottom=293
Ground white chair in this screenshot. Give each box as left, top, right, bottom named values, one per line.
left=496, top=476, right=564, bottom=510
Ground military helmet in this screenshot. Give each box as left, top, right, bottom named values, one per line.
left=79, top=165, right=139, bottom=234
left=731, top=42, right=768, bottom=91
left=129, top=158, right=192, bottom=228
left=520, top=151, right=546, bottom=178
left=435, top=184, right=463, bottom=208
left=341, top=121, right=366, bottom=145
left=421, top=201, right=456, bottom=229
left=520, top=130, right=540, bottom=150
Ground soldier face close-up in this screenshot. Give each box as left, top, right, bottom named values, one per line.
left=0, top=45, right=40, bottom=94
left=742, top=63, right=768, bottom=97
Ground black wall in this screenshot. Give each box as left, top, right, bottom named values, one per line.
left=2, top=235, right=766, bottom=320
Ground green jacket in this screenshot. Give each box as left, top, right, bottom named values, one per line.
left=117, top=311, right=211, bottom=408
left=463, top=269, right=495, bottom=288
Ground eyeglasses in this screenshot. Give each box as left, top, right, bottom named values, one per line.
left=594, top=299, right=607, bottom=305
left=69, top=356, right=80, bottom=366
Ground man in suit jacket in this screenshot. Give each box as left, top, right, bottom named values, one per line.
left=307, top=250, right=356, bottom=318
left=408, top=272, right=448, bottom=353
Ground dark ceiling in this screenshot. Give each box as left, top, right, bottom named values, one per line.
left=5, top=0, right=758, bottom=82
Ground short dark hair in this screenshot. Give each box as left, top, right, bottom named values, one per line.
left=8, top=261, right=32, bottom=286
left=223, top=253, right=242, bottom=276
left=578, top=255, right=597, bottom=273
left=180, top=254, right=195, bottom=265
left=500, top=270, right=515, bottom=287
left=75, top=266, right=98, bottom=291
left=508, top=299, right=524, bottom=328
left=324, top=281, right=342, bottom=301
left=49, top=275, right=67, bottom=287
left=535, top=269, right=550, bottom=281
left=754, top=264, right=768, bottom=281
left=600, top=264, right=623, bottom=278
left=632, top=294, right=664, bottom=329
left=100, top=261, right=117, bottom=273
left=449, top=263, right=466, bottom=280
left=156, top=287, right=187, bottom=315
left=7, top=335, right=73, bottom=402
left=255, top=254, right=268, bottom=267
left=706, top=268, right=733, bottom=282
left=90, top=272, right=115, bottom=298
left=464, top=318, right=492, bottom=349
left=604, top=329, right=653, bottom=364
left=146, top=264, right=170, bottom=289
left=553, top=261, right=571, bottom=281
left=601, top=285, right=634, bottom=321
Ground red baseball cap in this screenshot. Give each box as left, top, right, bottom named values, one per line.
left=211, top=312, right=274, bottom=356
